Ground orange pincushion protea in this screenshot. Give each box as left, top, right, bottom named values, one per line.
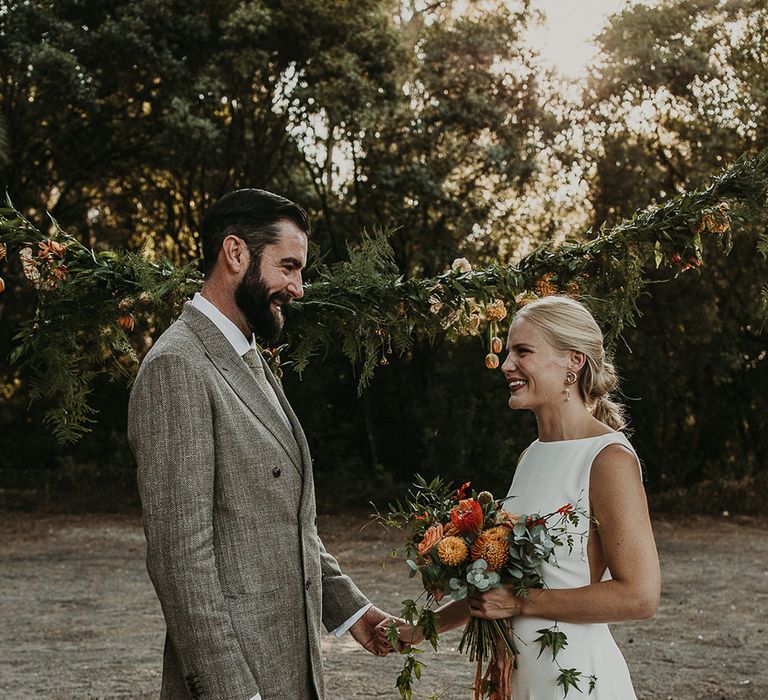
left=450, top=498, right=484, bottom=533
left=417, top=524, right=444, bottom=556
left=437, top=536, right=469, bottom=566
left=484, top=525, right=510, bottom=541
left=471, top=530, right=510, bottom=572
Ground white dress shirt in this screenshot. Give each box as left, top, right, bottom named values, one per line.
left=188, top=294, right=372, bottom=700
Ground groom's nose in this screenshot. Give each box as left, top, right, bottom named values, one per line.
left=286, top=271, right=304, bottom=299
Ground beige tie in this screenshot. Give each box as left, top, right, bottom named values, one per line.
left=241, top=349, right=292, bottom=431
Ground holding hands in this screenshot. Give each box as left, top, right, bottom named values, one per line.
left=349, top=605, right=401, bottom=656
left=374, top=615, right=424, bottom=652
left=372, top=585, right=525, bottom=653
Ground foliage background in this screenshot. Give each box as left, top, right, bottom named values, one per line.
left=0, top=0, right=766, bottom=512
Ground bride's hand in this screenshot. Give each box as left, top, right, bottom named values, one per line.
left=375, top=615, right=424, bottom=651
left=468, top=584, right=524, bottom=619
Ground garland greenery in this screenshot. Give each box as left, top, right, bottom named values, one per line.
left=1, top=148, right=766, bottom=443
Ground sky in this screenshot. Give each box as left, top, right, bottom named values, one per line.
left=526, top=0, right=641, bottom=77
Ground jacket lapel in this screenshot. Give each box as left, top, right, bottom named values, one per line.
left=179, top=304, right=303, bottom=474
left=260, top=353, right=313, bottom=474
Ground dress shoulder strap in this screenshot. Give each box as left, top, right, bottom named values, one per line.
left=587, top=432, right=643, bottom=480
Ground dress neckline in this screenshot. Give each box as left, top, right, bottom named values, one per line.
left=534, top=431, right=619, bottom=445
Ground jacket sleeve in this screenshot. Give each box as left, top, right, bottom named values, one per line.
left=317, top=536, right=371, bottom=632
left=128, top=352, right=259, bottom=700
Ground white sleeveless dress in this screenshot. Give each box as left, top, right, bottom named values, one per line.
left=506, top=432, right=640, bottom=700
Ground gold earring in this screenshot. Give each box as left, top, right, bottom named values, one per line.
left=565, top=372, right=577, bottom=401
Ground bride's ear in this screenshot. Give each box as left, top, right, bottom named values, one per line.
left=568, top=351, right=586, bottom=373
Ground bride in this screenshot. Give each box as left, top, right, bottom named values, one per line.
left=383, top=295, right=660, bottom=698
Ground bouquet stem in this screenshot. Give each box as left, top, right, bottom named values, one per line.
left=460, top=618, right=516, bottom=699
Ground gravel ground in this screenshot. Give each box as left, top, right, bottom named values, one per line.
left=0, top=512, right=766, bottom=699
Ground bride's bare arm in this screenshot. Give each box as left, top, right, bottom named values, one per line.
left=434, top=598, right=472, bottom=633
left=470, top=444, right=660, bottom=624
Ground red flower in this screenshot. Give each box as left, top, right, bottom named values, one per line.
left=450, top=498, right=483, bottom=533
left=455, top=481, right=471, bottom=500
left=415, top=511, right=430, bottom=521
left=557, top=503, right=573, bottom=515
left=671, top=254, right=682, bottom=265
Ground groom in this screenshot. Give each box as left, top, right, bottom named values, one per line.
left=128, top=188, right=391, bottom=700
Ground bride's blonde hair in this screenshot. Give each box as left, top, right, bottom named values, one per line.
left=513, top=296, right=627, bottom=430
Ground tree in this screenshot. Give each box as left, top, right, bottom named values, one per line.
left=574, top=0, right=768, bottom=492
left=0, top=0, right=401, bottom=257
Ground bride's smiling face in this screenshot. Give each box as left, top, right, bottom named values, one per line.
left=500, top=318, right=571, bottom=411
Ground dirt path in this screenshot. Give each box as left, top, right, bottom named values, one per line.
left=0, top=512, right=766, bottom=699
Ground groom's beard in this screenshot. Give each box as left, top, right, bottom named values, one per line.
left=234, top=260, right=289, bottom=345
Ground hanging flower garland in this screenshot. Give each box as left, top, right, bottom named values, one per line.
left=0, top=148, right=765, bottom=443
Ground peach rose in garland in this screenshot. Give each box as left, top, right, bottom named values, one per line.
left=50, top=264, right=69, bottom=283
left=20, top=247, right=40, bottom=283
left=38, top=239, right=67, bottom=259
left=417, top=523, right=444, bottom=557
left=450, top=498, right=484, bottom=534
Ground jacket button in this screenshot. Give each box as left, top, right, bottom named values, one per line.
left=272, top=467, right=281, bottom=477
left=305, top=579, right=312, bottom=590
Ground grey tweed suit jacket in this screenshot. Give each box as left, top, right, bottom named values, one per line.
left=128, top=303, right=369, bottom=700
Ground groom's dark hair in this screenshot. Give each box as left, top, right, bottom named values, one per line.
left=200, top=188, right=310, bottom=277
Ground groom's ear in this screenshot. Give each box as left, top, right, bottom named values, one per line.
left=220, top=235, right=249, bottom=275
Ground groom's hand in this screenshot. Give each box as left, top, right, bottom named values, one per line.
left=375, top=615, right=423, bottom=652
left=349, top=605, right=394, bottom=657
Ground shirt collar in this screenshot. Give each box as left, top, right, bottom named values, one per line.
left=189, top=293, right=256, bottom=357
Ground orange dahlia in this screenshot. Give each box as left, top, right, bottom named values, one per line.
left=471, top=531, right=509, bottom=572
left=417, top=523, right=444, bottom=556
left=437, top=536, right=469, bottom=566
left=450, top=498, right=484, bottom=534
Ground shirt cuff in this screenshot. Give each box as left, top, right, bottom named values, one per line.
left=332, top=603, right=373, bottom=638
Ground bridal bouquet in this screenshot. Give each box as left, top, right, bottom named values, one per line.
left=375, top=476, right=588, bottom=699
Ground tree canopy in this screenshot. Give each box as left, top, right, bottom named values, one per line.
left=1, top=0, right=766, bottom=510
